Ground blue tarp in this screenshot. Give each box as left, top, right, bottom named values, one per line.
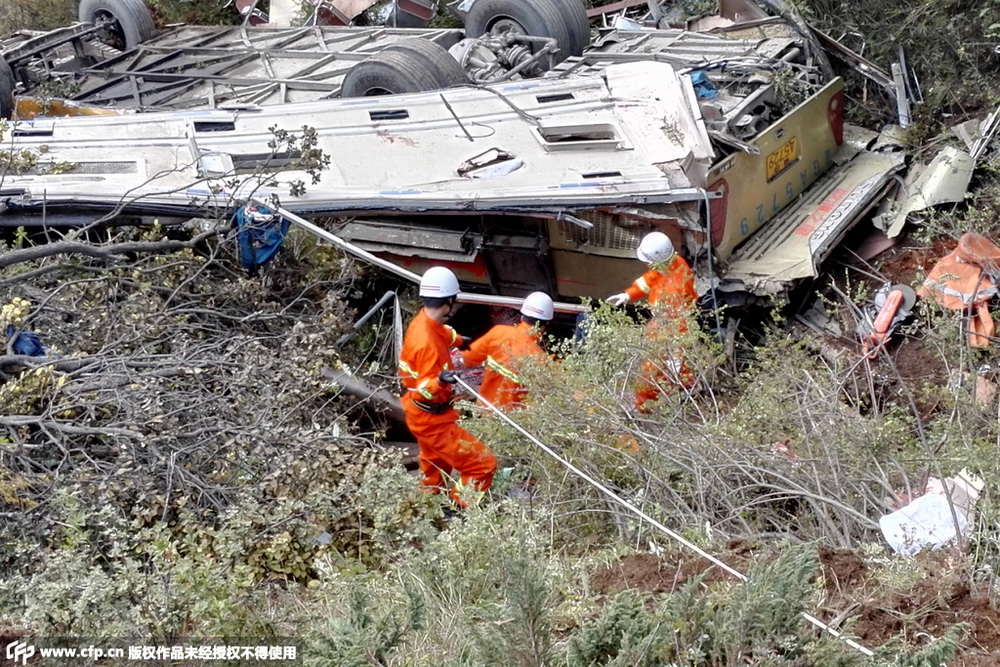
left=235, top=204, right=291, bottom=270
left=690, top=70, right=718, bottom=99
left=6, top=324, right=46, bottom=357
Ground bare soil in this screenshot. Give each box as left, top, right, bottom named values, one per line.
left=589, top=545, right=1000, bottom=663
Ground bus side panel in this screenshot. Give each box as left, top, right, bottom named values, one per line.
left=707, top=77, right=846, bottom=263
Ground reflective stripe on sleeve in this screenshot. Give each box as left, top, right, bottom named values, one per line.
left=923, top=279, right=998, bottom=305
left=486, top=356, right=521, bottom=383
left=635, top=276, right=651, bottom=294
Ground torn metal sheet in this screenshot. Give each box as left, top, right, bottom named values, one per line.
left=812, top=27, right=893, bottom=91
left=834, top=124, right=880, bottom=164
left=872, top=125, right=907, bottom=151
left=884, top=146, right=974, bottom=238
left=951, top=118, right=982, bottom=153
left=891, top=62, right=911, bottom=128
left=971, top=103, right=1000, bottom=162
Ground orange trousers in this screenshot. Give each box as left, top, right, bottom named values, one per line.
left=635, top=357, right=694, bottom=410
left=407, top=414, right=497, bottom=507
left=635, top=318, right=694, bottom=411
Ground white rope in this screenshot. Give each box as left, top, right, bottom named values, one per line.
left=455, top=377, right=875, bottom=658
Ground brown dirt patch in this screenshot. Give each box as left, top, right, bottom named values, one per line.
left=818, top=546, right=869, bottom=596
left=591, top=545, right=1000, bottom=663
left=872, top=236, right=955, bottom=288
left=590, top=552, right=720, bottom=596
left=589, top=540, right=755, bottom=596
left=829, top=551, right=1000, bottom=665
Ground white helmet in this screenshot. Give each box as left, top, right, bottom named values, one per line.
left=419, top=266, right=460, bottom=297
left=636, top=231, right=674, bottom=264
left=520, top=292, right=554, bottom=321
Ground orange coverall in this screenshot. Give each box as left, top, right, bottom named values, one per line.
left=462, top=320, right=546, bottom=410
left=399, top=309, right=496, bottom=506
left=624, top=254, right=698, bottom=408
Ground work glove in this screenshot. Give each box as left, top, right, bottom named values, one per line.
left=439, top=370, right=458, bottom=385
left=456, top=335, right=473, bottom=351
left=606, top=293, right=630, bottom=307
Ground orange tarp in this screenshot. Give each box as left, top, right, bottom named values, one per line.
left=918, top=232, right=1000, bottom=347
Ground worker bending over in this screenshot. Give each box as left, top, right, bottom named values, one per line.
left=399, top=267, right=496, bottom=507
left=461, top=292, right=554, bottom=411
left=607, top=231, right=698, bottom=410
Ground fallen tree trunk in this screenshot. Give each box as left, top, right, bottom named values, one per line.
left=321, top=367, right=406, bottom=424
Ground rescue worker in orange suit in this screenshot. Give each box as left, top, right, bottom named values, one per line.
left=399, top=266, right=497, bottom=507
left=606, top=231, right=698, bottom=410
left=461, top=292, right=554, bottom=411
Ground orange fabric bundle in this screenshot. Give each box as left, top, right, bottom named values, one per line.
left=918, top=233, right=999, bottom=347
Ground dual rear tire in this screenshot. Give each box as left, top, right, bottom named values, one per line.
left=78, top=0, right=157, bottom=51
left=343, top=0, right=590, bottom=97
left=465, top=0, right=589, bottom=60
left=342, top=38, right=469, bottom=97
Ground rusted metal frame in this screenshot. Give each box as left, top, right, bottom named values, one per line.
left=91, top=71, right=353, bottom=91
left=811, top=27, right=892, bottom=91
left=123, top=50, right=252, bottom=76
left=254, top=27, right=341, bottom=53
left=2, top=24, right=104, bottom=66
left=236, top=82, right=281, bottom=105
left=75, top=52, right=268, bottom=104
left=129, top=75, right=141, bottom=107
left=261, top=52, right=276, bottom=81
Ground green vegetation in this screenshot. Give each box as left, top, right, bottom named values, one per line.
left=0, top=0, right=76, bottom=35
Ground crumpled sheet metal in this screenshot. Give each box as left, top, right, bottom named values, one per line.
left=884, top=146, right=974, bottom=238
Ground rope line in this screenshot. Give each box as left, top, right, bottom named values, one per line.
left=455, top=376, right=875, bottom=658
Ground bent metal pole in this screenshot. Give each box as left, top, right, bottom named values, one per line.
left=453, top=375, right=876, bottom=659
left=252, top=198, right=591, bottom=315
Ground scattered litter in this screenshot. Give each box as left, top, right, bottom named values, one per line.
left=880, top=469, right=984, bottom=556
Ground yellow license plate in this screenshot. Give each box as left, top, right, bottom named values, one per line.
left=766, top=136, right=799, bottom=182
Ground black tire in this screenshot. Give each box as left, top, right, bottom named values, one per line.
left=383, top=38, right=469, bottom=88
left=386, top=7, right=433, bottom=28
left=550, top=0, right=591, bottom=56
left=342, top=50, right=452, bottom=97
left=0, top=59, right=14, bottom=120
left=79, top=0, right=156, bottom=51
left=465, top=0, right=579, bottom=65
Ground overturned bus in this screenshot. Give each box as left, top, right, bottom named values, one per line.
left=0, top=3, right=905, bottom=309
